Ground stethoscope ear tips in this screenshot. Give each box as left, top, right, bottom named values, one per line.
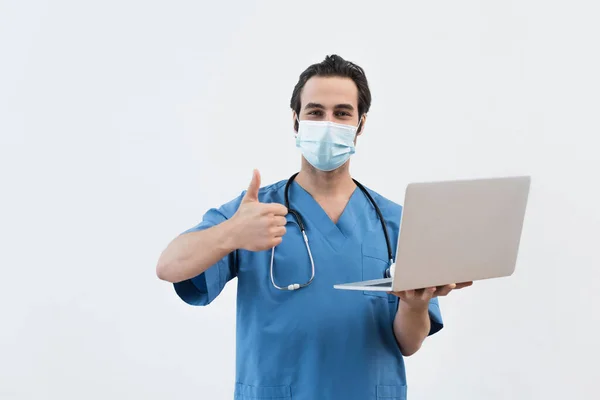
left=287, top=284, right=301, bottom=291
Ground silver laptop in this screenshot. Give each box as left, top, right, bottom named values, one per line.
left=333, top=175, right=531, bottom=292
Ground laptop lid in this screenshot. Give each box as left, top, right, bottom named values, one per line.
left=391, top=176, right=531, bottom=291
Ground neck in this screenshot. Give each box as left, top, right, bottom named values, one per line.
left=295, top=158, right=356, bottom=198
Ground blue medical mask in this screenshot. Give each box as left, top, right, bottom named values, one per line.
left=295, top=119, right=361, bottom=171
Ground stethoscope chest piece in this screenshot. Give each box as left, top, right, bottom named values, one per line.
left=385, top=263, right=396, bottom=279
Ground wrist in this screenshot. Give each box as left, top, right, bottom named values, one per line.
left=220, top=218, right=243, bottom=252
left=398, top=299, right=430, bottom=315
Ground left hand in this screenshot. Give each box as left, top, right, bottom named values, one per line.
left=388, top=282, right=473, bottom=310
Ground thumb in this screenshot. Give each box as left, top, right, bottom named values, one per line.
left=242, top=169, right=261, bottom=203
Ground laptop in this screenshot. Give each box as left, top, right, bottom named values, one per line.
left=333, top=175, right=531, bottom=292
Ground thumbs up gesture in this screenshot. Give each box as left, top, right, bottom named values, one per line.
left=230, top=169, right=289, bottom=252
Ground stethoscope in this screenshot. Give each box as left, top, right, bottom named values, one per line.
left=270, top=172, right=394, bottom=291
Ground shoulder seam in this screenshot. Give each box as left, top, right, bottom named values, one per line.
left=258, top=179, right=287, bottom=194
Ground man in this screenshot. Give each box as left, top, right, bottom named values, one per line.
left=157, top=54, right=471, bottom=400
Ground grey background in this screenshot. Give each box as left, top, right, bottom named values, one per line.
left=1, top=0, right=598, bottom=399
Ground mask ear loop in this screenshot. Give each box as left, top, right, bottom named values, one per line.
left=356, top=115, right=365, bottom=134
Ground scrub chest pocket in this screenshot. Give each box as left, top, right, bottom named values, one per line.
left=377, top=384, right=407, bottom=399
left=362, top=244, right=395, bottom=302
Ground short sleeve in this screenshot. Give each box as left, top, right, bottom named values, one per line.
left=389, top=296, right=444, bottom=337
left=427, top=297, right=444, bottom=336
left=173, top=207, right=239, bottom=306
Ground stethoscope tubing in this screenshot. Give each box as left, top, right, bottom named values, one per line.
left=270, top=172, right=393, bottom=291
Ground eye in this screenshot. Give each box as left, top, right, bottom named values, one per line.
left=307, top=110, right=323, bottom=116
left=335, top=111, right=352, bottom=117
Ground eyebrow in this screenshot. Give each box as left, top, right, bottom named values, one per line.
left=304, top=103, right=325, bottom=110
left=303, top=103, right=355, bottom=111
left=335, top=104, right=355, bottom=111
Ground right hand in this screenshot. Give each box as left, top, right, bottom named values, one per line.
left=230, top=169, right=288, bottom=251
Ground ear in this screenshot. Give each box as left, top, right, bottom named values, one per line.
left=356, top=114, right=367, bottom=136
left=292, top=111, right=299, bottom=133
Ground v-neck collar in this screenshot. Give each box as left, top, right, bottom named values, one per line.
left=287, top=180, right=368, bottom=251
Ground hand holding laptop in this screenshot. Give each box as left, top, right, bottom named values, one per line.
left=388, top=281, right=473, bottom=307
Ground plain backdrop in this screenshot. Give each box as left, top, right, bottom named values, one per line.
left=1, top=0, right=599, bottom=399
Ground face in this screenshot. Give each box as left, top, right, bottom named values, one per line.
left=294, top=76, right=366, bottom=138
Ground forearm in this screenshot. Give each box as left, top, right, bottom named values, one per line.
left=156, top=219, right=239, bottom=283
left=393, top=301, right=431, bottom=356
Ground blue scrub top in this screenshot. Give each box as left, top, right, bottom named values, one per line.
left=174, top=179, right=443, bottom=400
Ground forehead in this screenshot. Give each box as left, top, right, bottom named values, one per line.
left=300, top=76, right=358, bottom=108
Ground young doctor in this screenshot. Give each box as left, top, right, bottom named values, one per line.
left=157, top=54, right=471, bottom=400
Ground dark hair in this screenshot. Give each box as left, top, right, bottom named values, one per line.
left=290, top=54, right=372, bottom=131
